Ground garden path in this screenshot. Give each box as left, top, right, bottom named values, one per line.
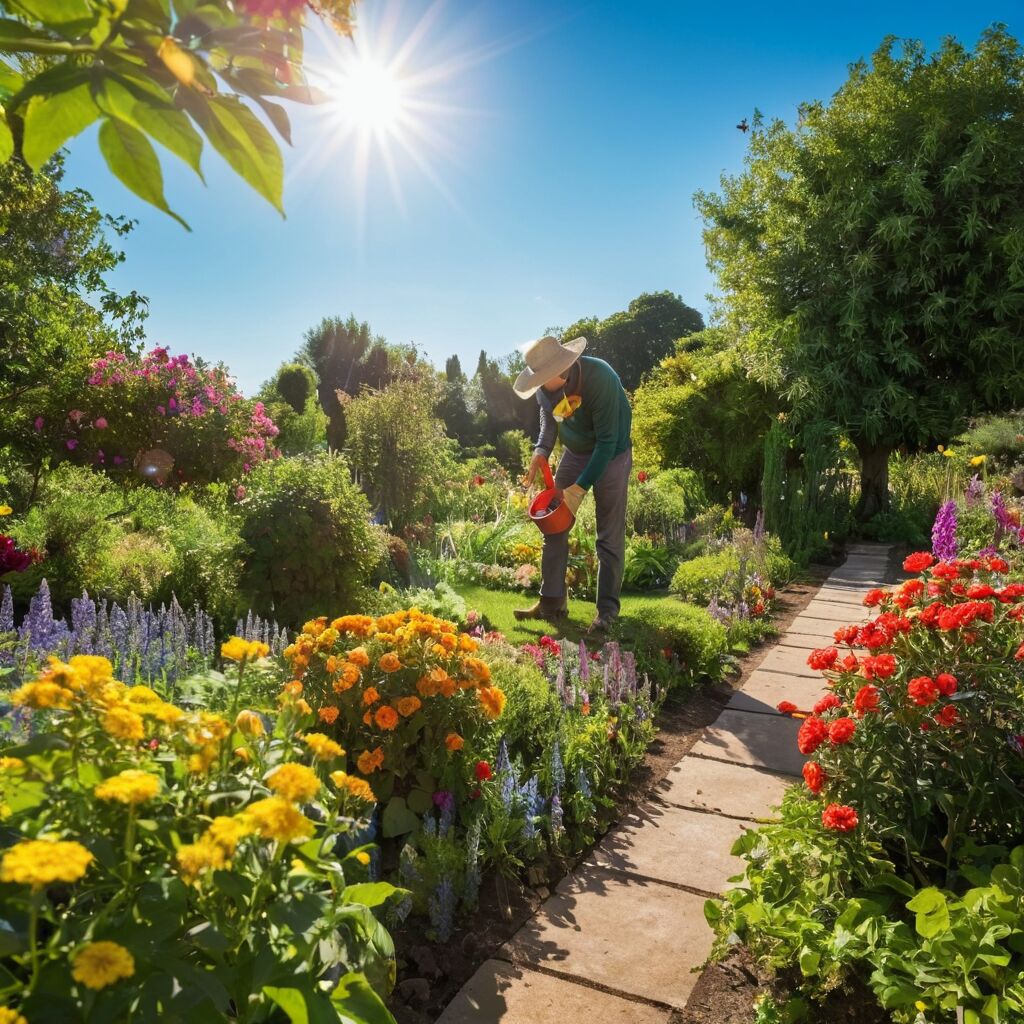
left=435, top=543, right=900, bottom=1024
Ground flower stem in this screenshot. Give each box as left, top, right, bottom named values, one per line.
left=26, top=893, right=41, bottom=995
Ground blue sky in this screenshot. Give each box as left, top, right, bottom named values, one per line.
left=62, top=0, right=1019, bottom=395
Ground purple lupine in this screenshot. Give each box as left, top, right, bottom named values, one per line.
left=753, top=508, right=765, bottom=544
left=433, top=790, right=456, bottom=838
left=550, top=792, right=564, bottom=835
left=622, top=651, right=638, bottom=695
left=399, top=843, right=422, bottom=887
left=422, top=813, right=437, bottom=839
left=965, top=474, right=984, bottom=506
left=991, top=491, right=1016, bottom=545
left=931, top=500, right=959, bottom=561
left=70, top=591, right=98, bottom=655
left=463, top=819, right=482, bottom=907
left=428, top=876, right=456, bottom=942
left=576, top=766, right=592, bottom=800
left=554, top=660, right=566, bottom=702
left=19, top=579, right=69, bottom=654
left=578, top=639, right=590, bottom=682
left=109, top=604, right=129, bottom=666
left=520, top=775, right=543, bottom=840
left=0, top=586, right=13, bottom=633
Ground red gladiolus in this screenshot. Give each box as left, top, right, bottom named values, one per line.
left=828, top=717, right=856, bottom=745
left=903, top=552, right=934, bottom=572
left=822, top=803, right=859, bottom=832
left=863, top=588, right=887, bottom=607
left=813, top=693, right=843, bottom=715
left=807, top=647, right=839, bottom=671
left=853, top=685, right=880, bottom=715
left=474, top=760, right=493, bottom=782
left=934, top=705, right=960, bottom=728
left=776, top=701, right=799, bottom=715
left=935, top=673, right=958, bottom=696
left=797, top=716, right=828, bottom=755
left=802, top=761, right=826, bottom=794
left=907, top=676, right=940, bottom=706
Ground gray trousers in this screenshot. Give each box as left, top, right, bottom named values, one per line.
left=540, top=447, right=632, bottom=618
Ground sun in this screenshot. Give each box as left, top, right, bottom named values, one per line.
left=330, top=55, right=407, bottom=136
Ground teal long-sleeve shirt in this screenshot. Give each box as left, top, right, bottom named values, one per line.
left=534, top=356, right=632, bottom=490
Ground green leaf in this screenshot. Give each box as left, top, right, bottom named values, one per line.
left=0, top=60, right=22, bottom=94
left=331, top=972, right=396, bottom=1024
left=0, top=108, right=10, bottom=161
left=906, top=887, right=950, bottom=939
left=98, top=117, right=189, bottom=229
left=22, top=82, right=98, bottom=169
left=183, top=93, right=284, bottom=213
left=7, top=0, right=91, bottom=24
left=381, top=797, right=420, bottom=838
left=342, top=882, right=405, bottom=910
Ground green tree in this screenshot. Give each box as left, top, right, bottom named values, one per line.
left=696, top=29, right=1024, bottom=518
left=0, top=0, right=355, bottom=223
left=438, top=354, right=476, bottom=446
left=632, top=330, right=779, bottom=500
left=561, top=291, right=704, bottom=391
left=257, top=361, right=327, bottom=456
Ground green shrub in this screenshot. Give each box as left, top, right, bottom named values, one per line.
left=623, top=597, right=728, bottom=683
left=627, top=467, right=708, bottom=536
left=670, top=536, right=794, bottom=604
left=859, top=505, right=932, bottom=546
left=90, top=531, right=175, bottom=602
left=376, top=581, right=469, bottom=625
left=237, top=452, right=386, bottom=626
left=955, top=411, right=1024, bottom=468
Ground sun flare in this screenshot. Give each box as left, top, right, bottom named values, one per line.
left=330, top=56, right=407, bottom=136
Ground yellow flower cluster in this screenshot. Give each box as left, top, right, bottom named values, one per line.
left=243, top=796, right=314, bottom=843
left=71, top=940, right=135, bottom=990
left=95, top=770, right=161, bottom=806
left=266, top=762, right=321, bottom=802
left=0, top=838, right=94, bottom=891
left=330, top=771, right=376, bottom=803
left=0, top=1008, right=27, bottom=1024
left=221, top=636, right=270, bottom=662
left=302, top=732, right=344, bottom=760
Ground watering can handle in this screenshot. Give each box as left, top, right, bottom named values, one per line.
left=541, top=459, right=555, bottom=491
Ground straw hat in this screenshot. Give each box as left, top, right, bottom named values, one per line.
left=513, top=335, right=587, bottom=399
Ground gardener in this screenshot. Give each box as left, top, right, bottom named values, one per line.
left=512, top=334, right=632, bottom=632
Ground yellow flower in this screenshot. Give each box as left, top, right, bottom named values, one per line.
left=0, top=757, right=25, bottom=772
left=94, top=770, right=160, bottom=806
left=68, top=654, right=114, bottom=689
left=221, top=636, right=269, bottom=662
left=242, top=796, right=314, bottom=843
left=266, top=763, right=320, bottom=802
left=11, top=679, right=74, bottom=710
left=0, top=505, right=11, bottom=516
left=478, top=685, right=507, bottom=720
left=124, top=685, right=160, bottom=705
left=205, top=815, right=254, bottom=855
left=302, top=733, right=344, bottom=760
left=0, top=838, right=93, bottom=890
left=235, top=709, right=265, bottom=737
left=941, top=448, right=955, bottom=458
left=914, top=1001, right=927, bottom=1012
left=175, top=839, right=225, bottom=884
left=970, top=454, right=986, bottom=466
left=329, top=771, right=376, bottom=803
left=101, top=706, right=145, bottom=741
left=233, top=746, right=251, bottom=763
left=0, top=1007, right=27, bottom=1024
left=71, top=940, right=135, bottom=990
left=355, top=851, right=371, bottom=865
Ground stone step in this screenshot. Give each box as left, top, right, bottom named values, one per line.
left=436, top=959, right=671, bottom=1024
left=726, top=670, right=825, bottom=715
left=504, top=867, right=712, bottom=1009
left=690, top=709, right=805, bottom=776
left=755, top=647, right=823, bottom=677
left=655, top=756, right=789, bottom=821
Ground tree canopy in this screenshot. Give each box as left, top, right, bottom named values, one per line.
left=561, top=291, right=704, bottom=391
left=696, top=28, right=1024, bottom=516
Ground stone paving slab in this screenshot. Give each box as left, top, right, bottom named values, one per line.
left=505, top=868, right=712, bottom=1009
left=755, top=646, right=823, bottom=678
left=815, top=586, right=873, bottom=603
left=436, top=959, right=671, bottom=1024
left=690, top=709, right=805, bottom=776
left=801, top=600, right=869, bottom=619
left=726, top=670, right=824, bottom=715
left=655, top=756, right=789, bottom=821
left=777, top=633, right=841, bottom=649
left=586, top=802, right=751, bottom=892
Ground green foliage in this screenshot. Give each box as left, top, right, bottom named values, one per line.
left=376, top=581, right=469, bottom=626
left=345, top=376, right=451, bottom=533
left=697, top=29, right=1024, bottom=515
left=0, top=0, right=356, bottom=221
left=955, top=411, right=1024, bottom=470
left=622, top=597, right=728, bottom=683
left=627, top=468, right=708, bottom=537
left=273, top=363, right=317, bottom=414
left=622, top=536, right=675, bottom=590
left=670, top=536, right=794, bottom=605
left=632, top=330, right=778, bottom=498
left=236, top=453, right=386, bottom=627
left=561, top=291, right=704, bottom=392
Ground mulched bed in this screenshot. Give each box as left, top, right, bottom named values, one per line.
left=390, top=560, right=841, bottom=1023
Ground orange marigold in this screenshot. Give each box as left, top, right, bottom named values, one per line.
left=378, top=652, right=402, bottom=673
left=396, top=696, right=422, bottom=718
left=318, top=705, right=340, bottom=724
left=478, top=686, right=506, bottom=720
left=362, top=687, right=380, bottom=706
left=333, top=663, right=362, bottom=694
left=347, top=646, right=371, bottom=667
left=440, top=677, right=457, bottom=698
left=416, top=675, right=441, bottom=698
left=374, top=705, right=399, bottom=730
left=356, top=747, right=385, bottom=774
left=445, top=732, right=464, bottom=752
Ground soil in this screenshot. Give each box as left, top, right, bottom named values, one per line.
left=389, top=559, right=843, bottom=1024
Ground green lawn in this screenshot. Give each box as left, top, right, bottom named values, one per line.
left=455, top=584, right=675, bottom=647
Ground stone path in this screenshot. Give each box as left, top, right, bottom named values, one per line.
left=436, top=544, right=897, bottom=1024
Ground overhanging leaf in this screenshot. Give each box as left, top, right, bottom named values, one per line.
left=331, top=972, right=396, bottom=1024
left=0, top=109, right=12, bottom=162
left=98, top=116, right=189, bottom=228
left=22, top=82, right=99, bottom=169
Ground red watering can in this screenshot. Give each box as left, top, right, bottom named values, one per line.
left=528, top=460, right=575, bottom=536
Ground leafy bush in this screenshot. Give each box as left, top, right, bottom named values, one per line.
left=376, top=582, right=470, bottom=626
left=670, top=534, right=794, bottom=605
left=622, top=536, right=676, bottom=590
left=237, top=453, right=386, bottom=627
left=859, top=506, right=931, bottom=546
left=0, top=651, right=400, bottom=1021
left=623, top=597, right=728, bottom=683
left=955, top=411, right=1024, bottom=469
left=627, top=467, right=707, bottom=537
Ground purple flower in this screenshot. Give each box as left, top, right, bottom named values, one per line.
left=65, top=438, right=78, bottom=451
left=551, top=738, right=564, bottom=792
left=33, top=417, right=44, bottom=432
left=432, top=789, right=455, bottom=814
left=428, top=876, right=456, bottom=942
left=550, top=793, right=564, bottom=835
left=965, top=474, right=984, bottom=505
left=931, top=500, right=958, bottom=562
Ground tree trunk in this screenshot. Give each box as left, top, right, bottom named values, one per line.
left=854, top=439, right=891, bottom=521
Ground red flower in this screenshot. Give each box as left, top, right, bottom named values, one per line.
left=807, top=647, right=839, bottom=671
left=822, top=803, right=859, bottom=832
left=987, top=556, right=1010, bottom=573
left=813, top=693, right=843, bottom=715
left=863, top=588, right=887, bottom=607
left=859, top=653, right=896, bottom=680
left=802, top=761, right=826, bottom=794
left=840, top=653, right=859, bottom=672
left=903, top=552, right=934, bottom=572
left=853, top=685, right=880, bottom=715
left=967, top=583, right=996, bottom=599
left=1015, top=642, right=1024, bottom=661
left=777, top=701, right=799, bottom=715
left=833, top=625, right=860, bottom=645
left=907, top=676, right=940, bottom=707
left=934, top=705, right=960, bottom=728
left=998, top=584, right=1024, bottom=601
left=935, top=673, right=957, bottom=696
left=900, top=579, right=925, bottom=598
left=474, top=760, right=493, bottom=782
left=636, top=471, right=649, bottom=483
left=828, top=717, right=856, bottom=745
left=797, top=716, right=828, bottom=755
left=931, top=562, right=961, bottom=580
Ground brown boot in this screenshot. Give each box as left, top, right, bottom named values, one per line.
left=513, top=595, right=568, bottom=623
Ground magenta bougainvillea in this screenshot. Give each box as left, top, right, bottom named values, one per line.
left=55, top=347, right=280, bottom=486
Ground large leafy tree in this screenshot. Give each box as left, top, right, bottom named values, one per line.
left=0, top=0, right=355, bottom=224
left=561, top=291, right=704, bottom=391
left=696, top=28, right=1024, bottom=518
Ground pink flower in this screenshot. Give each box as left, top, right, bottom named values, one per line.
left=235, top=485, right=247, bottom=500
left=113, top=456, right=125, bottom=466
left=66, top=438, right=78, bottom=450
left=33, top=417, right=44, bottom=431
left=68, top=409, right=83, bottom=423
left=94, top=417, right=108, bottom=430
left=156, top=405, right=166, bottom=416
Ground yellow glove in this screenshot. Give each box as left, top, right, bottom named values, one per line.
left=562, top=484, right=586, bottom=516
